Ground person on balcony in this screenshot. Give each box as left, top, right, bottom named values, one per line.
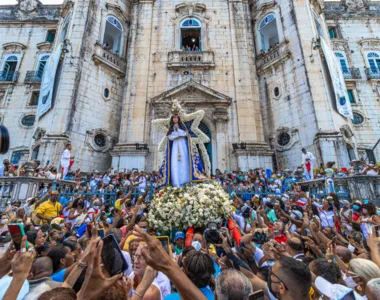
left=301, top=148, right=316, bottom=181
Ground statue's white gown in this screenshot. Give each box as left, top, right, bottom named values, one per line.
left=168, top=128, right=190, bottom=187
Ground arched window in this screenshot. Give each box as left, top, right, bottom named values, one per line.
left=258, top=13, right=279, bottom=52
left=103, top=16, right=123, bottom=55
left=335, top=52, right=349, bottom=74
left=1, top=55, right=19, bottom=81
left=367, top=52, right=380, bottom=73
left=180, top=18, right=202, bottom=51
left=36, top=55, right=50, bottom=79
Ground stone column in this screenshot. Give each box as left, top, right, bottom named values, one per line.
left=213, top=108, right=229, bottom=172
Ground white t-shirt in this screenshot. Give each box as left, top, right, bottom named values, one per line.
left=128, top=271, right=171, bottom=299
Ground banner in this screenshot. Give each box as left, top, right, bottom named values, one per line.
left=37, top=43, right=62, bottom=120
left=320, top=37, right=353, bottom=119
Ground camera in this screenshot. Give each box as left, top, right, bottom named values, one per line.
left=204, top=221, right=224, bottom=244
left=0, top=124, right=9, bottom=154
left=241, top=205, right=251, bottom=219
left=253, top=231, right=269, bottom=245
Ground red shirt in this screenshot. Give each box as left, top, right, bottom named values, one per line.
left=268, top=225, right=287, bottom=245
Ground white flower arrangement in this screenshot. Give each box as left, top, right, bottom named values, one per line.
left=147, top=181, right=231, bottom=231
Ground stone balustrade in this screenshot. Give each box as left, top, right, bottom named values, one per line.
left=167, top=51, right=215, bottom=70
left=92, top=42, right=127, bottom=76
left=255, top=41, right=291, bottom=73
left=0, top=177, right=76, bottom=211
left=298, top=176, right=380, bottom=205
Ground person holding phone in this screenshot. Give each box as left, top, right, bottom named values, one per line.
left=128, top=245, right=171, bottom=299
left=35, top=191, right=62, bottom=224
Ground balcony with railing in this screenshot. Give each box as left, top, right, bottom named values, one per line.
left=167, top=51, right=215, bottom=70
left=342, top=68, right=362, bottom=80
left=92, top=42, right=127, bottom=76
left=0, top=71, right=19, bottom=83
left=24, top=71, right=43, bottom=84
left=365, top=67, right=380, bottom=80
left=255, top=41, right=291, bottom=74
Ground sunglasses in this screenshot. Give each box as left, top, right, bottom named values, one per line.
left=269, top=266, right=289, bottom=290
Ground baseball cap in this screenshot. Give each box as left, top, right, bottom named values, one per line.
left=315, top=276, right=364, bottom=300
left=175, top=231, right=185, bottom=241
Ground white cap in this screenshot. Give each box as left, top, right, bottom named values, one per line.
left=315, top=276, right=364, bottom=300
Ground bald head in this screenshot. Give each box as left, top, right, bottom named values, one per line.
left=335, top=246, right=352, bottom=263
left=31, top=257, right=53, bottom=280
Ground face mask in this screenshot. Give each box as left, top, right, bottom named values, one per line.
left=267, top=273, right=279, bottom=300
left=59, top=223, right=65, bottom=228
left=235, top=210, right=240, bottom=214
left=141, top=228, right=147, bottom=233
left=352, top=205, right=360, bottom=211
left=344, top=276, right=358, bottom=289
left=191, top=241, right=202, bottom=251
left=94, top=206, right=100, bottom=210
left=1, top=219, right=7, bottom=225
left=277, top=174, right=281, bottom=177
left=106, top=218, right=111, bottom=224
left=362, top=209, right=368, bottom=214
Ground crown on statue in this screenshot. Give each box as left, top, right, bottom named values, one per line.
left=170, top=100, right=182, bottom=115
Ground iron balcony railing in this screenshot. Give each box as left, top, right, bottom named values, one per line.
left=365, top=67, right=380, bottom=80
left=342, top=67, right=361, bottom=80
left=0, top=71, right=19, bottom=82
left=24, top=71, right=44, bottom=83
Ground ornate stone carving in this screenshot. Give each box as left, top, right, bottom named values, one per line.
left=18, top=0, right=40, bottom=14
left=33, top=127, right=46, bottom=141
left=171, top=2, right=210, bottom=22
left=345, top=0, right=365, bottom=11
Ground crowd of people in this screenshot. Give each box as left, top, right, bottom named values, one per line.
left=0, top=169, right=379, bottom=299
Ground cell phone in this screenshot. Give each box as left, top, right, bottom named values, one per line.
left=97, top=228, right=105, bottom=238
left=155, top=236, right=171, bottom=255
left=86, top=223, right=92, bottom=238
left=249, top=290, right=265, bottom=300
left=101, top=234, right=128, bottom=276
left=46, top=160, right=50, bottom=165
left=374, top=225, right=380, bottom=238
left=8, top=223, right=27, bottom=251
left=353, top=231, right=363, bottom=243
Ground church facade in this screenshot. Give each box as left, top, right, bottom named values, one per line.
left=0, top=0, right=379, bottom=173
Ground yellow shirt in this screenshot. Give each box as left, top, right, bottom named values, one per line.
left=115, top=199, right=123, bottom=211
left=35, top=200, right=62, bottom=223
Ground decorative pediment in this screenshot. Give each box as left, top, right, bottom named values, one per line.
left=105, top=3, right=130, bottom=22
left=359, top=38, right=380, bottom=49
left=151, top=80, right=232, bottom=109
left=36, top=42, right=53, bottom=52
left=18, top=0, right=41, bottom=14
left=3, top=42, right=27, bottom=52
left=171, top=2, right=210, bottom=22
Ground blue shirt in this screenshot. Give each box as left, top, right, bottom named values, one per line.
left=164, top=286, right=214, bottom=300
left=51, top=269, right=66, bottom=282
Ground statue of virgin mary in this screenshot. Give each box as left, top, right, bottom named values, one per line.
left=153, top=101, right=209, bottom=189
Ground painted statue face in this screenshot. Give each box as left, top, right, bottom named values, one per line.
left=172, top=116, right=179, bottom=124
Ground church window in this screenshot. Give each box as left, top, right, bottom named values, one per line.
left=94, top=134, right=107, bottom=148
left=352, top=112, right=364, bottom=125
left=46, top=30, right=56, bottom=43
left=274, top=87, right=280, bottom=97
left=61, top=15, right=71, bottom=42
left=103, top=88, right=110, bottom=99
left=277, top=132, right=290, bottom=146
left=29, top=91, right=40, bottom=106
left=11, top=151, right=22, bottom=164
left=36, top=55, right=49, bottom=80
left=347, top=90, right=355, bottom=104
left=21, top=115, right=35, bottom=127
left=335, top=52, right=349, bottom=75
left=103, top=16, right=123, bottom=55
left=258, top=13, right=279, bottom=52
left=328, top=27, right=337, bottom=39
left=180, top=18, right=202, bottom=51
left=1, top=55, right=19, bottom=81
left=367, top=52, right=380, bottom=73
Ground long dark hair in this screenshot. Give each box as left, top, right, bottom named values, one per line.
left=167, top=115, right=187, bottom=136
